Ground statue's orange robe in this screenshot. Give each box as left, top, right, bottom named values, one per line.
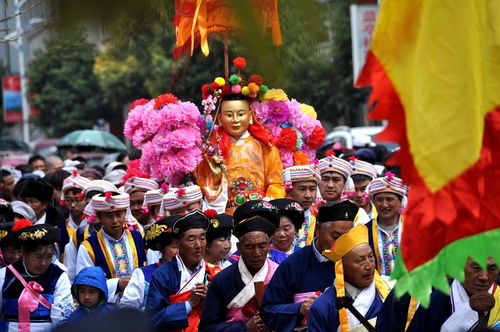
left=195, top=133, right=285, bottom=214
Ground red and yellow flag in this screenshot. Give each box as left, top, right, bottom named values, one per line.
left=357, top=0, right=500, bottom=305
left=174, top=0, right=281, bottom=58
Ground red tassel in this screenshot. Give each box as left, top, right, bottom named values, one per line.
left=13, top=218, right=33, bottom=231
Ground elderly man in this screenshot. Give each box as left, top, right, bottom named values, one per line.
left=365, top=174, right=408, bottom=275
left=199, top=211, right=280, bottom=331
left=282, top=165, right=320, bottom=248
left=376, top=257, right=500, bottom=331
left=261, top=200, right=359, bottom=331
left=308, top=224, right=390, bottom=331
left=145, top=210, right=219, bottom=331
left=76, top=191, right=147, bottom=303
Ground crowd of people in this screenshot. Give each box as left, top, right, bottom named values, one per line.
left=0, top=57, right=498, bottom=331
left=0, top=146, right=497, bottom=332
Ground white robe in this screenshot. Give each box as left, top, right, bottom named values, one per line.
left=119, top=267, right=148, bottom=310
left=0, top=266, right=74, bottom=332
left=441, top=279, right=495, bottom=332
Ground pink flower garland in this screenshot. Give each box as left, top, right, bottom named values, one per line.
left=124, top=97, right=203, bottom=186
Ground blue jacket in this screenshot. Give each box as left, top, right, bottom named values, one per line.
left=67, top=266, right=114, bottom=323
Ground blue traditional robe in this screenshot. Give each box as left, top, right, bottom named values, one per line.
left=376, top=288, right=452, bottom=332
left=308, top=285, right=384, bottom=332
left=145, top=258, right=214, bottom=331
left=260, top=244, right=335, bottom=331
left=199, top=262, right=250, bottom=332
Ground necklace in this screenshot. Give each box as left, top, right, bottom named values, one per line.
left=22, top=259, right=39, bottom=278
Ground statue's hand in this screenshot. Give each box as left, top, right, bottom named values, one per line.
left=204, top=154, right=223, bottom=185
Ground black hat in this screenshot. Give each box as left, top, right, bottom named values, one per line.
left=233, top=200, right=279, bottom=226
left=0, top=199, right=14, bottom=223
left=18, top=178, right=54, bottom=203
left=0, top=222, right=15, bottom=247
left=172, top=210, right=209, bottom=238
left=14, top=223, right=60, bottom=244
left=233, top=216, right=277, bottom=238
left=316, top=200, right=359, bottom=224
left=270, top=198, right=305, bottom=231
left=144, top=215, right=179, bottom=250
left=206, top=213, right=233, bottom=243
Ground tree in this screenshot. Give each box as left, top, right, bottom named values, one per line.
left=28, top=26, right=108, bottom=137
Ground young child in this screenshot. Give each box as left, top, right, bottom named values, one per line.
left=67, top=266, right=114, bottom=323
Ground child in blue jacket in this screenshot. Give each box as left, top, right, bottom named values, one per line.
left=67, top=266, right=114, bottom=322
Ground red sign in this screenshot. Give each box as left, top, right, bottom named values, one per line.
left=2, top=76, right=37, bottom=124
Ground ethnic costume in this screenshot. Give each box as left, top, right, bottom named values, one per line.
left=141, top=189, right=164, bottom=229
left=205, top=212, right=233, bottom=270
left=76, top=192, right=147, bottom=304
left=366, top=175, right=408, bottom=275
left=349, top=159, right=379, bottom=225
left=200, top=211, right=280, bottom=331
left=146, top=211, right=219, bottom=331
left=195, top=62, right=285, bottom=215
left=58, top=171, right=92, bottom=251
left=441, top=280, right=500, bottom=331
left=309, top=224, right=390, bottom=332
left=0, top=222, right=18, bottom=268
left=196, top=132, right=285, bottom=214
left=229, top=200, right=287, bottom=265
left=376, top=289, right=450, bottom=332
left=282, top=165, right=320, bottom=248
left=120, top=216, right=179, bottom=310
left=63, top=180, right=119, bottom=281
left=260, top=201, right=360, bottom=331
left=270, top=198, right=306, bottom=255
left=0, top=223, right=73, bottom=331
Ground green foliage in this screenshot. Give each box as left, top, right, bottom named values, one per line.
left=28, top=26, right=108, bottom=137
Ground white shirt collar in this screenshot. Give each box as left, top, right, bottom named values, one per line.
left=35, top=213, right=46, bottom=225
left=102, top=229, right=126, bottom=242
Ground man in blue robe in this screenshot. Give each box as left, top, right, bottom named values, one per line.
left=376, top=257, right=500, bottom=331
left=260, top=201, right=359, bottom=331
left=199, top=214, right=280, bottom=331
left=308, top=224, right=390, bottom=331
left=145, top=210, right=219, bottom=331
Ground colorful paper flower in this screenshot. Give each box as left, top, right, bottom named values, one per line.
left=233, top=57, right=247, bottom=70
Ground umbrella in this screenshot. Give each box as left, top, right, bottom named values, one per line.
left=57, top=130, right=127, bottom=151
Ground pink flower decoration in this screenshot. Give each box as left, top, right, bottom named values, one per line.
left=231, top=85, right=242, bottom=94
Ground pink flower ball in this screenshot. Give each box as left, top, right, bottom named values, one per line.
left=231, top=85, right=241, bottom=94
left=249, top=93, right=257, bottom=98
